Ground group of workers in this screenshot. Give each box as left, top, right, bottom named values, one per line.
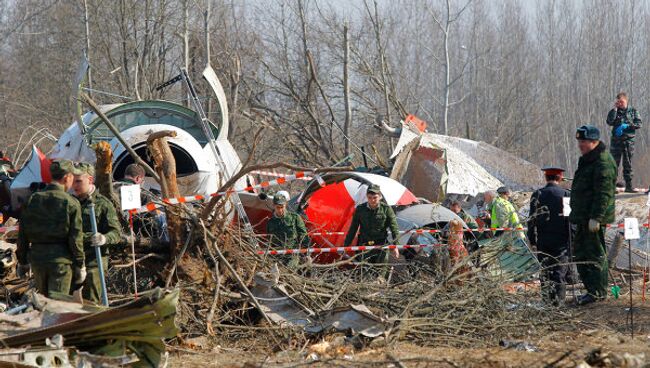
left=528, top=124, right=617, bottom=306
left=267, top=93, right=632, bottom=307
left=527, top=92, right=634, bottom=306
left=16, top=161, right=150, bottom=302
left=10, top=92, right=634, bottom=307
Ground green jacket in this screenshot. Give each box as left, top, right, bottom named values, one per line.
left=266, top=211, right=309, bottom=248
left=607, top=107, right=642, bottom=140
left=569, top=141, right=617, bottom=224
left=344, top=202, right=399, bottom=246
left=491, top=196, right=524, bottom=239
left=17, top=183, right=84, bottom=267
left=76, top=188, right=122, bottom=267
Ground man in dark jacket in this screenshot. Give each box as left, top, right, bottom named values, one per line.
left=569, top=125, right=617, bottom=305
left=606, top=92, right=642, bottom=192
left=528, top=167, right=571, bottom=305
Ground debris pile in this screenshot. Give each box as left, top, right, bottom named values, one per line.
left=168, top=214, right=574, bottom=355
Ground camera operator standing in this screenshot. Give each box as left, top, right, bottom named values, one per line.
left=606, top=92, right=642, bottom=193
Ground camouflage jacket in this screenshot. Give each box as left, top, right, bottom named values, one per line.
left=606, top=107, right=642, bottom=140
left=344, top=202, right=399, bottom=246
left=17, top=183, right=84, bottom=266
left=266, top=211, right=309, bottom=248
left=75, top=188, right=122, bottom=266
left=569, top=141, right=617, bottom=224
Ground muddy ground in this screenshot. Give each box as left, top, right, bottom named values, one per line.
left=167, top=295, right=650, bottom=367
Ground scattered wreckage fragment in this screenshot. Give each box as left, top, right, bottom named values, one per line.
left=384, top=118, right=543, bottom=201
left=0, top=288, right=178, bottom=367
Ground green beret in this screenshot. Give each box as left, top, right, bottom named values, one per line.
left=273, top=195, right=287, bottom=205
left=77, top=162, right=95, bottom=177
left=50, top=159, right=82, bottom=177
left=366, top=184, right=382, bottom=195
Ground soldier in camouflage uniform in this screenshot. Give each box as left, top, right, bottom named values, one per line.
left=266, top=194, right=309, bottom=267
left=344, top=184, right=400, bottom=263
left=606, top=92, right=642, bottom=192
left=570, top=125, right=617, bottom=305
left=16, top=160, right=86, bottom=298
left=72, top=163, right=121, bottom=303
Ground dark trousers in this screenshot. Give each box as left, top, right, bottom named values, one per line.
left=573, top=224, right=608, bottom=298
left=537, top=248, right=568, bottom=304
left=610, top=139, right=635, bottom=185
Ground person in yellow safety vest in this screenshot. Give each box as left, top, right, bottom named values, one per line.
left=490, top=186, right=525, bottom=239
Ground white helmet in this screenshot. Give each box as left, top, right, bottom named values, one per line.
left=276, top=190, right=290, bottom=201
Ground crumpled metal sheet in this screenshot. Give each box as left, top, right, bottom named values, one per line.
left=251, top=277, right=387, bottom=338
left=391, top=124, right=543, bottom=199
left=480, top=236, right=540, bottom=281
left=251, top=274, right=314, bottom=327
left=304, top=304, right=387, bottom=337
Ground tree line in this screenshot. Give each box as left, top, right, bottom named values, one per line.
left=1, top=0, right=648, bottom=185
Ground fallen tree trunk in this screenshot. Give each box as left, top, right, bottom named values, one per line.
left=93, top=141, right=120, bottom=210
left=146, top=130, right=183, bottom=258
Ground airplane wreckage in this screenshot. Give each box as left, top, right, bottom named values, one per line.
left=0, top=59, right=554, bottom=366
left=0, top=59, right=547, bottom=272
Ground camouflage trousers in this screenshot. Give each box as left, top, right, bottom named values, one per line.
left=32, top=262, right=73, bottom=298
left=83, top=257, right=108, bottom=304
left=573, top=224, right=608, bottom=299
left=610, top=139, right=635, bottom=185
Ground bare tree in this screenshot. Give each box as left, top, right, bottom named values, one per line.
left=428, top=0, right=472, bottom=135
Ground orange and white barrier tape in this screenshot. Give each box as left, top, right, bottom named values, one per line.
left=128, top=171, right=312, bottom=214
left=258, top=227, right=528, bottom=236
left=251, top=170, right=312, bottom=181
left=257, top=243, right=442, bottom=256
left=301, top=223, right=650, bottom=237
left=259, top=227, right=529, bottom=237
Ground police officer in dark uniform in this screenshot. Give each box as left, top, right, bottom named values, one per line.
left=527, top=167, right=571, bottom=305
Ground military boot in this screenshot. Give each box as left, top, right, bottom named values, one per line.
left=625, top=182, right=638, bottom=193
left=577, top=294, right=597, bottom=306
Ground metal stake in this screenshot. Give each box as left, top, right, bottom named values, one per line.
left=628, top=239, right=634, bottom=338
left=89, top=203, right=109, bottom=306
